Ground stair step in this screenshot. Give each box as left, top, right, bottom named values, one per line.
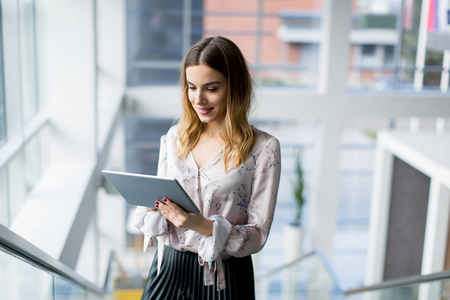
left=114, top=289, right=143, bottom=300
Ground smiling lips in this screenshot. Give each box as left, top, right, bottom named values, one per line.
left=197, top=107, right=214, bottom=115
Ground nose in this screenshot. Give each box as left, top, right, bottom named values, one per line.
left=193, top=89, right=206, bottom=105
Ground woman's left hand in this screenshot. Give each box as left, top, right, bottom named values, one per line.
left=156, top=198, right=213, bottom=237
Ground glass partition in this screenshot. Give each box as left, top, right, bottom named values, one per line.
left=54, top=276, right=86, bottom=300
left=256, top=252, right=344, bottom=300
left=0, top=248, right=53, bottom=300
left=0, top=245, right=105, bottom=300
left=0, top=5, right=5, bottom=146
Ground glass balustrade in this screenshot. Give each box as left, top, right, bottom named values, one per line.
left=0, top=244, right=105, bottom=300
left=0, top=247, right=53, bottom=300
left=3, top=218, right=450, bottom=300
left=256, top=251, right=345, bottom=300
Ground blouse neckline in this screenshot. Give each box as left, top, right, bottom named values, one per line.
left=189, top=149, right=223, bottom=171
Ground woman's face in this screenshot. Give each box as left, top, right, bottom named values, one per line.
left=186, top=64, right=227, bottom=128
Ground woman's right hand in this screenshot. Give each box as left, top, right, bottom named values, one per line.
left=156, top=198, right=213, bottom=237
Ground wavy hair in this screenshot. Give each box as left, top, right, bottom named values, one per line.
left=176, top=36, right=256, bottom=171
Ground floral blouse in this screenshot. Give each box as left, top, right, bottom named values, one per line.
left=134, top=125, right=281, bottom=290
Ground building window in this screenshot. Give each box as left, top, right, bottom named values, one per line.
left=349, top=0, right=450, bottom=93
left=384, top=45, right=394, bottom=66
left=0, top=0, right=47, bottom=226
left=361, top=44, right=377, bottom=66
left=126, top=0, right=204, bottom=86
left=126, top=0, right=324, bottom=88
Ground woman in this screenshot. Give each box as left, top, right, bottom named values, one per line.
left=134, top=36, right=281, bottom=300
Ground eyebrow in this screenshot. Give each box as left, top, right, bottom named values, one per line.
left=186, top=80, right=221, bottom=87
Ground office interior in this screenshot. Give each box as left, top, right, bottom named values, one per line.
left=0, top=0, right=450, bottom=299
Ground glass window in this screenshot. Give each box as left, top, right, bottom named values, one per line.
left=23, top=133, right=42, bottom=194
left=6, top=124, right=49, bottom=227
left=0, top=5, right=6, bottom=146
left=126, top=0, right=324, bottom=88
left=348, top=0, right=402, bottom=91
left=349, top=0, right=450, bottom=93
left=360, top=44, right=377, bottom=66
left=8, top=150, right=27, bottom=225
left=18, top=0, right=39, bottom=122
left=126, top=0, right=203, bottom=86
left=384, top=45, right=395, bottom=65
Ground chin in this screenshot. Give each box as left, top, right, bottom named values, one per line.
left=199, top=118, right=214, bottom=124
left=197, top=115, right=214, bottom=124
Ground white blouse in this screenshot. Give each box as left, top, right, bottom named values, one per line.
left=134, top=125, right=281, bottom=290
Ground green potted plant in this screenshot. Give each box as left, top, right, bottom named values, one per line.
left=282, top=149, right=306, bottom=297
left=283, top=149, right=306, bottom=264
left=292, top=150, right=306, bottom=227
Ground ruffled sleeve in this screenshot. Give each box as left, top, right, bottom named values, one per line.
left=134, top=134, right=169, bottom=252
left=224, top=136, right=281, bottom=257
left=184, top=215, right=232, bottom=290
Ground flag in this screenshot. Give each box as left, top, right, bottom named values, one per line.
left=427, top=0, right=436, bottom=32
left=403, top=0, right=414, bottom=31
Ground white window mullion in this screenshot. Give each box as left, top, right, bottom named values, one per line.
left=441, top=50, right=450, bottom=93
left=413, top=0, right=430, bottom=91
left=2, top=0, right=24, bottom=147
left=18, top=0, right=39, bottom=123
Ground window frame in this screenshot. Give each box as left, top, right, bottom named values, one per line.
left=0, top=3, right=6, bottom=147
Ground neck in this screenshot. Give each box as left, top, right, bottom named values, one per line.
left=204, top=122, right=223, bottom=139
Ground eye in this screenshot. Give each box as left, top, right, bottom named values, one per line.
left=206, top=87, right=218, bottom=92
left=188, top=85, right=196, bottom=90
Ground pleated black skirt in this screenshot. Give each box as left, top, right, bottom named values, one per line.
left=141, top=246, right=255, bottom=300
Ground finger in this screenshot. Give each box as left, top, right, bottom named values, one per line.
left=162, top=198, right=184, bottom=213
left=156, top=199, right=187, bottom=227
left=156, top=200, right=171, bottom=216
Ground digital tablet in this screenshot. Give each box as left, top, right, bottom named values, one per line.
left=102, top=170, right=200, bottom=214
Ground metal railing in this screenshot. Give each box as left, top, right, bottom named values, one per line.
left=258, top=248, right=450, bottom=299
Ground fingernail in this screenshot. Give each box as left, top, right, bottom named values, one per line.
left=155, top=204, right=159, bottom=208
left=155, top=201, right=159, bottom=205
left=163, top=198, right=167, bottom=202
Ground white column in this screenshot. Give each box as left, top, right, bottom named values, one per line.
left=309, top=116, right=344, bottom=258
left=417, top=181, right=450, bottom=299
left=365, top=132, right=394, bottom=285
left=421, top=181, right=450, bottom=274
left=309, top=0, right=352, bottom=259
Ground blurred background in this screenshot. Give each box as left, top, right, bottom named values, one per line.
left=0, top=0, right=449, bottom=299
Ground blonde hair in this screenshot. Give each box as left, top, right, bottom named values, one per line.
left=176, top=36, right=256, bottom=171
